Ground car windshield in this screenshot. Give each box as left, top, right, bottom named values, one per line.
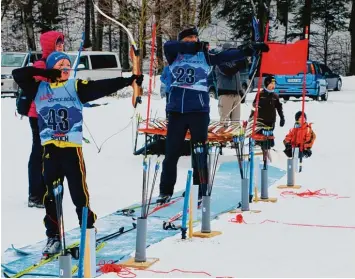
left=1, top=53, right=27, bottom=67
left=68, top=55, right=77, bottom=66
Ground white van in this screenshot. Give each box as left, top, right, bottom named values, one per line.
left=1, top=51, right=41, bottom=97
left=67, top=51, right=122, bottom=80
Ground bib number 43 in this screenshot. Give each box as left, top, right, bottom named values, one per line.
left=48, top=108, right=69, bottom=131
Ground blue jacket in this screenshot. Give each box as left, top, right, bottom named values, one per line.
left=160, top=66, right=172, bottom=92
left=164, top=41, right=247, bottom=113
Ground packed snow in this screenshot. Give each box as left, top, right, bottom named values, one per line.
left=1, top=75, right=355, bottom=277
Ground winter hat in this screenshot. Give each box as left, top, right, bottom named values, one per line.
left=295, top=111, right=307, bottom=121
left=46, top=51, right=71, bottom=69
left=178, top=26, right=199, bottom=41
left=264, top=75, right=275, bottom=88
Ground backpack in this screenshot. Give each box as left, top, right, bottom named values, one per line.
left=16, top=57, right=46, bottom=116
left=16, top=88, right=33, bottom=116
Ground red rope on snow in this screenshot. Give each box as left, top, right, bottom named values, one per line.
left=98, top=261, right=136, bottom=278
left=98, top=260, right=233, bottom=278
left=229, top=215, right=355, bottom=229
left=280, top=188, right=350, bottom=199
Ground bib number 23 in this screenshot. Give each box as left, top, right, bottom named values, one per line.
left=176, top=68, right=195, bottom=84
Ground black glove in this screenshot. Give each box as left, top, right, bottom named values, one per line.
left=135, top=74, right=144, bottom=86
left=280, top=118, right=285, bottom=127
left=283, top=144, right=293, bottom=158
left=241, top=42, right=269, bottom=56
left=195, top=41, right=209, bottom=52
left=303, top=149, right=312, bottom=158
left=126, top=74, right=144, bottom=87
left=34, top=68, right=62, bottom=82
left=45, top=69, right=62, bottom=82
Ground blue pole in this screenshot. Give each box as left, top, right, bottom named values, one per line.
left=249, top=138, right=255, bottom=202
left=181, top=170, right=192, bottom=239
left=78, top=207, right=88, bottom=278
left=74, top=32, right=85, bottom=78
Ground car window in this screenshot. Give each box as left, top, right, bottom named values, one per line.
left=1, top=53, right=26, bottom=67
left=68, top=55, right=90, bottom=70
left=90, top=55, right=118, bottom=69
left=29, top=54, right=38, bottom=64
left=78, top=56, right=90, bottom=69
left=324, top=65, right=332, bottom=74
left=313, top=63, right=322, bottom=74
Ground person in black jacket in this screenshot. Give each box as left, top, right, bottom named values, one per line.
left=12, top=51, right=143, bottom=257
left=250, top=75, right=285, bottom=148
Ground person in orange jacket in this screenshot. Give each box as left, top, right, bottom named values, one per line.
left=283, top=111, right=316, bottom=158
left=27, top=31, right=65, bottom=208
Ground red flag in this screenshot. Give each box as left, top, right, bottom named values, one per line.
left=260, top=40, right=308, bottom=75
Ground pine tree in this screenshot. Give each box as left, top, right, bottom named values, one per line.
left=348, top=0, right=355, bottom=75
left=312, top=0, right=350, bottom=66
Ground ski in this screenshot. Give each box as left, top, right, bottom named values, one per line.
left=10, top=245, right=31, bottom=256
left=115, top=195, right=182, bottom=216
left=148, top=196, right=183, bottom=216
left=7, top=225, right=135, bottom=278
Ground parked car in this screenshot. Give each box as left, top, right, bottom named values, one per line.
left=1, top=51, right=42, bottom=97
left=208, top=66, right=250, bottom=99
left=67, top=51, right=122, bottom=81
left=273, top=60, right=328, bottom=101
left=318, top=63, right=342, bottom=91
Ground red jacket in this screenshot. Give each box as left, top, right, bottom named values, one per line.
left=284, top=122, right=316, bottom=149
left=28, top=31, right=64, bottom=118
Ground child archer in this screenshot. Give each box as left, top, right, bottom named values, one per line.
left=13, top=51, right=143, bottom=256
left=283, top=111, right=316, bottom=158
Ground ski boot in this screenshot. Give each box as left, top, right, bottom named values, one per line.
left=156, top=194, right=171, bottom=205
left=42, top=235, right=61, bottom=259
left=28, top=196, right=45, bottom=209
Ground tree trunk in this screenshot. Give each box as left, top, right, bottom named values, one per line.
left=40, top=0, right=59, bottom=31
left=119, top=0, right=130, bottom=70
left=182, top=0, right=190, bottom=26
left=155, top=0, right=163, bottom=72
left=84, top=0, right=91, bottom=48
left=139, top=0, right=147, bottom=61
left=171, top=2, right=181, bottom=40
left=90, top=0, right=97, bottom=50
left=95, top=0, right=105, bottom=50
left=350, top=0, right=355, bottom=75
left=1, top=0, right=11, bottom=21
left=323, top=0, right=328, bottom=66
left=198, top=0, right=211, bottom=27
left=303, top=0, right=312, bottom=59
left=21, top=0, right=36, bottom=50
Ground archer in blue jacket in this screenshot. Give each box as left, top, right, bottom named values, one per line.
left=157, top=26, right=269, bottom=205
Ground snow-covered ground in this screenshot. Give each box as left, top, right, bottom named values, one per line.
left=1, top=75, right=355, bottom=277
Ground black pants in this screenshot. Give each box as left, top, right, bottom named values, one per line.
left=42, top=144, right=96, bottom=237
left=28, top=117, right=45, bottom=199
left=160, top=112, right=209, bottom=197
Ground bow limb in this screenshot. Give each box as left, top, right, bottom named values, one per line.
left=91, top=0, right=138, bottom=53
left=92, top=0, right=143, bottom=108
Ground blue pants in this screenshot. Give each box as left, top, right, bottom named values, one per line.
left=160, top=112, right=209, bottom=196
left=28, top=117, right=45, bottom=198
